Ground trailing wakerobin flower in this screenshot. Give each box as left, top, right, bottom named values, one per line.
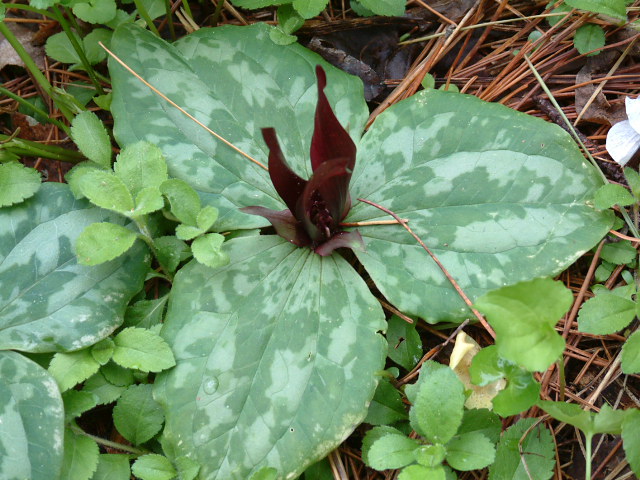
left=242, top=65, right=364, bottom=256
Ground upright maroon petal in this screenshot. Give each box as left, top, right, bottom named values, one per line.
left=310, top=66, right=357, bottom=172
left=262, top=128, right=307, bottom=213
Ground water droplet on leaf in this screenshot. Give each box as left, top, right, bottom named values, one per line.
left=203, top=377, right=219, bottom=394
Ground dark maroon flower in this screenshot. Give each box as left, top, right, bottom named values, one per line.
left=241, top=65, right=364, bottom=256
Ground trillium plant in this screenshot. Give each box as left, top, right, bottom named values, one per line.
left=241, top=66, right=364, bottom=256
left=0, top=21, right=617, bottom=480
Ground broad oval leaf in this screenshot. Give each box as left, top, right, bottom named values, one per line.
left=348, top=90, right=612, bottom=323
left=0, top=351, right=64, bottom=480
left=154, top=235, right=386, bottom=479
left=109, top=23, right=368, bottom=231
left=0, top=183, right=149, bottom=352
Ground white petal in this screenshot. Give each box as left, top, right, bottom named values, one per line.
left=625, top=96, right=640, bottom=133
left=606, top=120, right=640, bottom=166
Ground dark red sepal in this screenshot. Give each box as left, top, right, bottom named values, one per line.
left=262, top=128, right=307, bottom=214
left=314, top=230, right=365, bottom=256
left=240, top=206, right=311, bottom=247
left=310, top=66, right=357, bottom=173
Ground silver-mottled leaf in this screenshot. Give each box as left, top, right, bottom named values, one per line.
left=348, top=90, right=613, bottom=323
left=0, top=183, right=149, bottom=352
left=154, top=235, right=386, bottom=479
left=110, top=23, right=368, bottom=230
left=0, top=351, right=64, bottom=480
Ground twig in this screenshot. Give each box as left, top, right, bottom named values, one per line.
left=357, top=197, right=496, bottom=339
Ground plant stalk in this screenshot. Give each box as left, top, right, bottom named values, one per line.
left=0, top=87, right=71, bottom=135
left=0, top=135, right=86, bottom=163
left=132, top=0, right=160, bottom=36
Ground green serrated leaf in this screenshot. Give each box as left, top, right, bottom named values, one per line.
left=175, top=456, right=200, bottom=480
left=63, top=390, right=98, bottom=421
left=398, top=465, right=446, bottom=480
left=362, top=432, right=418, bottom=470
left=175, top=223, right=205, bottom=241
left=91, top=338, right=115, bottom=365
left=574, top=24, right=606, bottom=56
left=112, top=327, right=176, bottom=372
left=364, top=376, right=408, bottom=425
left=196, top=205, right=219, bottom=231
left=0, top=162, right=41, bottom=207
left=413, top=444, right=446, bottom=468
left=131, top=454, right=176, bottom=480
left=133, top=187, right=164, bottom=216
left=101, top=361, right=135, bottom=387
left=0, top=351, right=64, bottom=480
left=475, top=278, right=572, bottom=372
left=159, top=178, right=201, bottom=225
left=593, top=183, right=636, bottom=209
left=412, top=362, right=465, bottom=443
left=124, top=296, right=168, bottom=329
left=489, top=418, right=554, bottom=480
left=600, top=241, right=637, bottom=265
left=277, top=4, right=304, bottom=34
left=578, top=290, right=637, bottom=334
left=538, top=401, right=625, bottom=436
left=622, top=409, right=640, bottom=476
left=564, top=0, right=627, bottom=21
left=71, top=111, right=112, bottom=167
left=191, top=233, right=229, bottom=268
left=153, top=236, right=189, bottom=273
left=92, top=454, right=132, bottom=480
left=49, top=349, right=101, bottom=392
left=73, top=0, right=117, bottom=23
left=75, top=169, right=135, bottom=214
left=114, top=141, right=168, bottom=197
left=446, top=432, right=495, bottom=471
left=492, top=369, right=540, bottom=417
left=291, top=0, right=327, bottom=18
left=76, top=222, right=138, bottom=265
left=82, top=372, right=126, bottom=405
left=621, top=329, right=640, bottom=374
left=457, top=408, right=502, bottom=444
left=386, top=314, right=422, bottom=370
left=113, top=384, right=164, bottom=444
left=60, top=427, right=99, bottom=480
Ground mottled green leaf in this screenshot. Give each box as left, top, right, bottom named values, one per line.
left=489, top=418, right=554, bottom=480
left=622, top=329, right=640, bottom=374
left=131, top=454, right=176, bottom=480
left=0, top=162, right=41, bottom=207
left=60, top=427, right=99, bottom=480
left=92, top=454, right=131, bottom=480
left=71, top=111, right=112, bottom=167
left=191, top=233, right=229, bottom=268
left=76, top=222, right=138, bottom=265
left=349, top=91, right=612, bottom=323
left=474, top=278, right=572, bottom=372
left=155, top=236, right=386, bottom=479
left=445, top=432, right=495, bottom=471
left=0, top=183, right=149, bottom=353
left=574, top=24, right=605, bottom=56
left=49, top=349, right=101, bottom=392
left=411, top=362, right=465, bottom=443
left=622, top=409, right=640, bottom=476
left=0, top=351, right=64, bottom=480
left=114, top=141, right=168, bottom=197
left=113, top=384, right=164, bottom=444
left=110, top=23, right=368, bottom=231
left=112, top=327, right=175, bottom=372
